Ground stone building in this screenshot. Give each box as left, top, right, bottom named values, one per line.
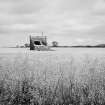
left=30, top=35, right=49, bottom=50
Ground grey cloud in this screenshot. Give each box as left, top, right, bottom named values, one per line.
left=0, top=0, right=105, bottom=46
left=86, top=24, right=105, bottom=36
left=0, top=0, right=46, bottom=15
left=10, top=0, right=46, bottom=14
left=90, top=0, right=105, bottom=16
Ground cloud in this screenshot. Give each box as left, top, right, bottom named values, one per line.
left=92, top=0, right=105, bottom=15
left=11, top=0, right=46, bottom=15
left=0, top=0, right=105, bottom=46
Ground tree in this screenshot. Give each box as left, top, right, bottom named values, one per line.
left=52, top=41, right=58, bottom=47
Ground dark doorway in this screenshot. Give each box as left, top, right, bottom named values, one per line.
left=34, top=41, right=41, bottom=45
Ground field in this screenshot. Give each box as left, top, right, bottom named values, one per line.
left=0, top=47, right=105, bottom=105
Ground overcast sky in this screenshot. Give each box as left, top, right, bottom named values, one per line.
left=0, top=0, right=105, bottom=46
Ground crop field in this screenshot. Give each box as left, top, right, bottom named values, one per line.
left=0, top=47, right=105, bottom=105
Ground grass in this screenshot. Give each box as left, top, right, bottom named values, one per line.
left=0, top=54, right=105, bottom=105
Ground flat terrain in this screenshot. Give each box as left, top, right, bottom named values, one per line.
left=0, top=47, right=105, bottom=57
left=0, top=47, right=105, bottom=79
left=0, top=47, right=105, bottom=62
left=1, top=47, right=105, bottom=54
left=0, top=47, right=105, bottom=104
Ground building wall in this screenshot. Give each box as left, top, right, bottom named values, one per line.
left=30, top=36, right=47, bottom=50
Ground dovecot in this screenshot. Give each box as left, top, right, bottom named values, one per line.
left=30, top=36, right=49, bottom=51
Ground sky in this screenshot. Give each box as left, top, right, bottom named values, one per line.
left=0, top=0, right=105, bottom=46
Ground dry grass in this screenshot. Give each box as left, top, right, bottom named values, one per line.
left=0, top=54, right=105, bottom=105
